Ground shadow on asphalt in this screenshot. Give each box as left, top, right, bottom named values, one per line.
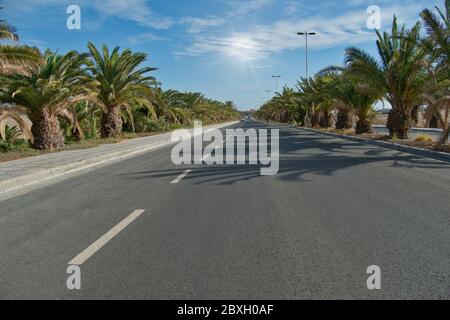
left=121, top=127, right=450, bottom=185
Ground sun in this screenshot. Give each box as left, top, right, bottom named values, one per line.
left=225, top=36, right=260, bottom=62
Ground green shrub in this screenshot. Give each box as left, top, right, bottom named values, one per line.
left=131, top=111, right=150, bottom=133
left=0, top=125, right=27, bottom=152
left=0, top=141, right=13, bottom=153
left=146, top=118, right=169, bottom=132
left=169, top=123, right=184, bottom=130
left=4, top=125, right=22, bottom=142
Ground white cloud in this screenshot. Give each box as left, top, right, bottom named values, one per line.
left=177, top=3, right=429, bottom=61
left=180, top=16, right=226, bottom=34
left=228, top=0, right=274, bottom=16
left=126, top=33, right=165, bottom=45
left=92, top=0, right=174, bottom=29
left=2, top=0, right=174, bottom=30
left=283, top=0, right=301, bottom=15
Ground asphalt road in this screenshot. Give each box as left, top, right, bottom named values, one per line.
left=0, top=121, right=449, bottom=299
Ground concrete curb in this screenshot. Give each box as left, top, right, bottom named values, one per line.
left=299, top=127, right=450, bottom=163
left=0, top=121, right=239, bottom=201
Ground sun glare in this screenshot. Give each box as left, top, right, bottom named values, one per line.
left=226, top=36, right=260, bottom=62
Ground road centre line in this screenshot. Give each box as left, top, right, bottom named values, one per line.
left=68, top=209, right=145, bottom=266
left=171, top=170, right=192, bottom=184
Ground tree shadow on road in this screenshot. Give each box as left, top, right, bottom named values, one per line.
left=122, top=130, right=450, bottom=185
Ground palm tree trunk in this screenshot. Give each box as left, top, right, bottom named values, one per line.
left=335, top=110, right=353, bottom=130
left=439, top=125, right=449, bottom=146
left=411, top=105, right=420, bottom=127
left=101, top=106, right=122, bottom=138
left=303, top=110, right=312, bottom=127
left=311, top=112, right=321, bottom=128
left=72, top=126, right=84, bottom=141
left=386, top=109, right=413, bottom=139
left=428, top=115, right=440, bottom=128
left=323, top=110, right=333, bottom=128
left=31, top=110, right=64, bottom=150
left=355, top=118, right=373, bottom=134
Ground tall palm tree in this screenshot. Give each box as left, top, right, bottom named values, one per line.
left=87, top=43, right=157, bottom=138
left=345, top=17, right=427, bottom=139
left=0, top=50, right=96, bottom=150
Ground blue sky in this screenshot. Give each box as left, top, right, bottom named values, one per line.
left=2, top=0, right=441, bottom=110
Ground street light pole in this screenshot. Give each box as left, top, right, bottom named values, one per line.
left=297, top=32, right=316, bottom=78
left=272, top=75, right=281, bottom=93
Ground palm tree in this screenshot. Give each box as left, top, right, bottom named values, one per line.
left=273, top=86, right=304, bottom=124
left=87, top=43, right=157, bottom=138
left=255, top=87, right=305, bottom=125
left=0, top=13, right=40, bottom=75
left=421, top=1, right=450, bottom=68
left=345, top=17, right=427, bottom=139
left=151, top=88, right=190, bottom=125
left=0, top=50, right=96, bottom=150
left=296, top=78, right=316, bottom=127
left=421, top=1, right=450, bottom=145
left=297, top=76, right=333, bottom=128
left=179, top=92, right=204, bottom=110
left=0, top=13, right=40, bottom=143
left=320, top=66, right=382, bottom=133
left=318, top=67, right=352, bottom=130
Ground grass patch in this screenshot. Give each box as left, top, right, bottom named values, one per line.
left=334, top=128, right=355, bottom=135
left=415, top=134, right=433, bottom=142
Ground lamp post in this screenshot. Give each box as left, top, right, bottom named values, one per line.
left=272, top=75, right=281, bottom=93
left=297, top=32, right=316, bottom=78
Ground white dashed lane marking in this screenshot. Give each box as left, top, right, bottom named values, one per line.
left=68, top=209, right=145, bottom=266
left=171, top=170, right=192, bottom=184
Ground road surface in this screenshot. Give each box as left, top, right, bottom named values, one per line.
left=0, top=121, right=449, bottom=299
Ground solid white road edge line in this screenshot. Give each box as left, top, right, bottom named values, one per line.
left=171, top=170, right=192, bottom=184
left=68, top=209, right=145, bottom=266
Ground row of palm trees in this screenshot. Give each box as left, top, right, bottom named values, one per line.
left=256, top=1, right=450, bottom=145
left=0, top=17, right=239, bottom=151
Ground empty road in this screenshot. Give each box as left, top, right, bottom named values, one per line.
left=0, top=121, right=449, bottom=299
